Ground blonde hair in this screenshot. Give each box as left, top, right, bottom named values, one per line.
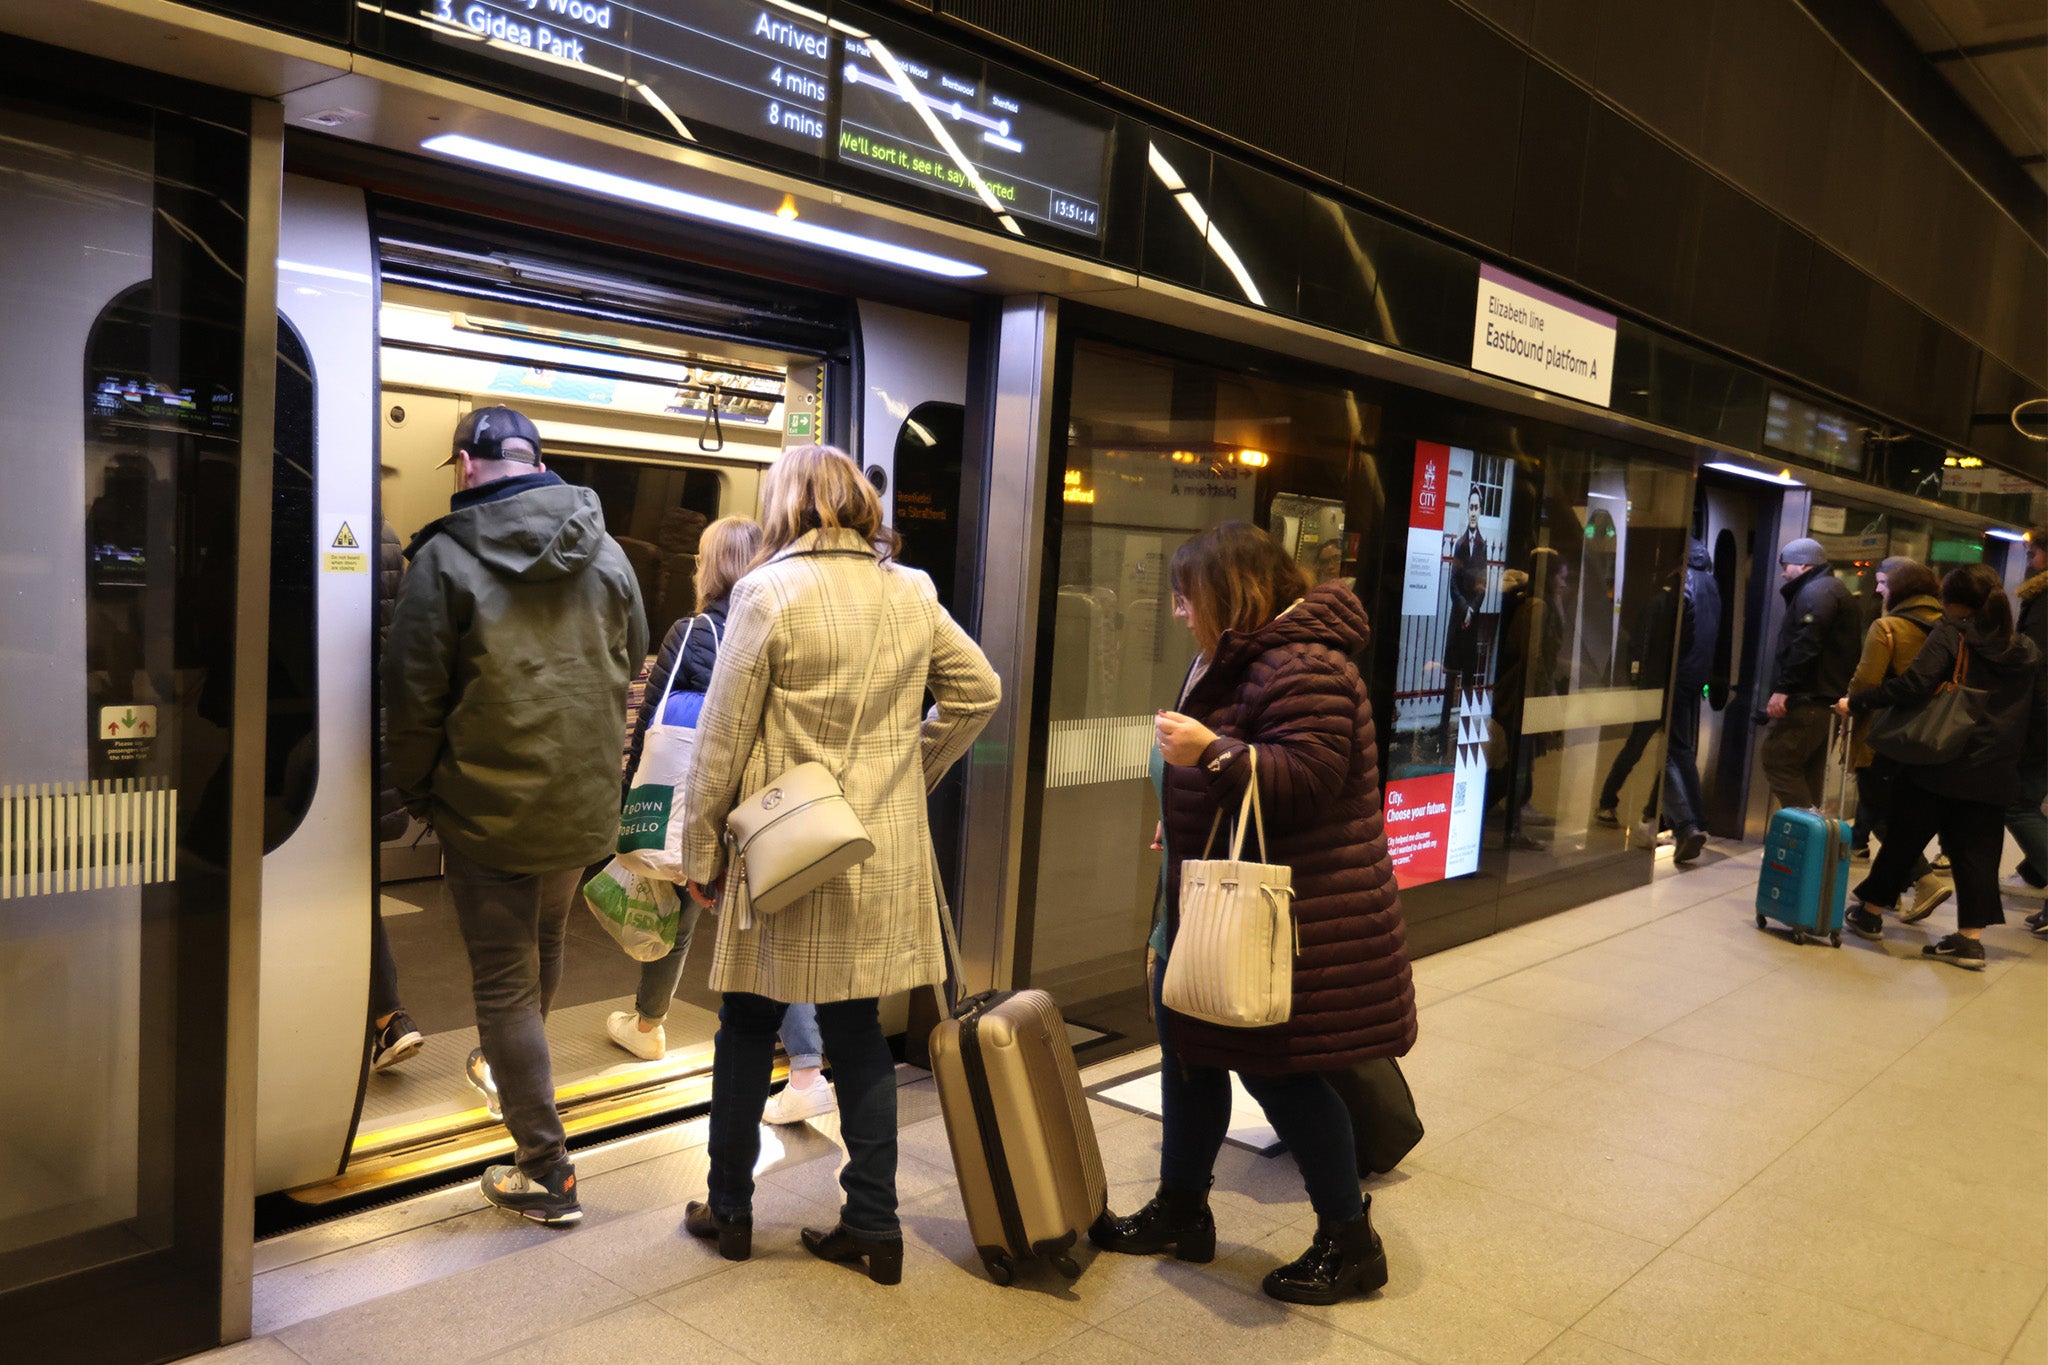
left=756, top=444, right=899, bottom=564
left=694, top=515, right=762, bottom=605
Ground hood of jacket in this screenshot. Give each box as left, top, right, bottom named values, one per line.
left=1885, top=593, right=1943, bottom=626
left=1208, top=580, right=1370, bottom=675
left=1956, top=616, right=2042, bottom=673
left=1687, top=538, right=1712, bottom=571
left=407, top=473, right=607, bottom=582
left=2018, top=570, right=2048, bottom=604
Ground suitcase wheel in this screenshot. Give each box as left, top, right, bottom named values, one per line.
left=1049, top=1252, right=1081, bottom=1280
left=980, top=1249, right=1014, bottom=1285
left=1790, top=928, right=1807, bottom=946
left=1830, top=931, right=1842, bottom=948
left=1755, top=914, right=1767, bottom=930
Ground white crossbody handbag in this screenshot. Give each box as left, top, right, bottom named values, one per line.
left=1161, top=748, right=1299, bottom=1029
left=722, top=569, right=885, bottom=926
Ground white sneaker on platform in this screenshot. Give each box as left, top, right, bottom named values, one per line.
left=762, top=1076, right=837, bottom=1125
left=606, top=1010, right=666, bottom=1061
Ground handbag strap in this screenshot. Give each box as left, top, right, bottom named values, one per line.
left=1952, top=640, right=1968, bottom=688
left=653, top=614, right=720, bottom=713
left=828, top=565, right=889, bottom=780
left=1197, top=747, right=1267, bottom=862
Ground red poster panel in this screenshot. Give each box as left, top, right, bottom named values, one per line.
left=1410, top=441, right=1451, bottom=532
left=1383, top=771, right=1455, bottom=886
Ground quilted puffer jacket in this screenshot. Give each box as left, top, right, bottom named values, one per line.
left=1160, top=581, right=1417, bottom=1074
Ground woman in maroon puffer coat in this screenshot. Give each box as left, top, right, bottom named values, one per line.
left=1092, top=521, right=1416, bottom=1305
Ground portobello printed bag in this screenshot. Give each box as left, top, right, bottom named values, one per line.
left=618, top=616, right=717, bottom=879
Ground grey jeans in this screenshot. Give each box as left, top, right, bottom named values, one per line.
left=444, top=846, right=582, bottom=1178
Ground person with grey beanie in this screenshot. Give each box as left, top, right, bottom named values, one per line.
left=1760, top=537, right=1861, bottom=809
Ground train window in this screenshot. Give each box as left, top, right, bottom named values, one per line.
left=545, top=454, right=726, bottom=649
left=891, top=401, right=965, bottom=615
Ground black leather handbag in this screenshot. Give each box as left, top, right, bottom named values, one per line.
left=1325, top=1058, right=1425, bottom=1176
left=1866, top=642, right=1985, bottom=767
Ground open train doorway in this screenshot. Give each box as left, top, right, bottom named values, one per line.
left=255, top=181, right=986, bottom=1207
left=1694, top=470, right=1778, bottom=839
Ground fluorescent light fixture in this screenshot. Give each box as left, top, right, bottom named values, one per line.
left=1985, top=527, right=2026, bottom=542
left=420, top=135, right=986, bottom=279
left=278, top=258, right=371, bottom=284
left=1705, top=461, right=1804, bottom=487
left=1147, top=142, right=1266, bottom=309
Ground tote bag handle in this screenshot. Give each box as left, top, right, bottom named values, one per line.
left=652, top=614, right=722, bottom=714
left=1196, top=747, right=1267, bottom=863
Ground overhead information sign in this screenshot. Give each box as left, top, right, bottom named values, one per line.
left=837, top=31, right=1106, bottom=237
left=398, top=3, right=1109, bottom=239
left=1470, top=264, right=1617, bottom=408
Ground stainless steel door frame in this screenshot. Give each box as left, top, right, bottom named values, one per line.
left=958, top=296, right=1058, bottom=993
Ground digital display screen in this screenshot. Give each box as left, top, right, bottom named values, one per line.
left=394, top=3, right=1110, bottom=238
left=1764, top=390, right=1864, bottom=473
left=837, top=31, right=1107, bottom=237
left=1384, top=442, right=1516, bottom=887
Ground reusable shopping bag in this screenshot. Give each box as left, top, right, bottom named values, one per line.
left=617, top=615, right=716, bottom=879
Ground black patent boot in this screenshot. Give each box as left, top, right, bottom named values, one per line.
left=1261, top=1202, right=1388, bottom=1305
left=1086, top=1180, right=1216, bottom=1262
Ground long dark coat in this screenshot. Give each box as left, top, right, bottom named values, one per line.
left=1161, top=582, right=1417, bottom=1074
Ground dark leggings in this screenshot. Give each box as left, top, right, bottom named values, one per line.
left=1853, top=768, right=2006, bottom=930
left=1152, top=961, right=1363, bottom=1223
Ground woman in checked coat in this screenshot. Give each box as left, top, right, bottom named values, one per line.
left=678, top=445, right=999, bottom=1284
left=1094, top=520, right=1415, bottom=1305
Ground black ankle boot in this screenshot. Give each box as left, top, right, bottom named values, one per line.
left=682, top=1200, right=752, bottom=1261
left=1261, top=1202, right=1388, bottom=1305
left=1087, top=1180, right=1216, bottom=1262
left=801, top=1222, right=905, bottom=1285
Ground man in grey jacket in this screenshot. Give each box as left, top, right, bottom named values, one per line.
left=385, top=406, right=647, bottom=1225
left=1760, top=537, right=1860, bottom=810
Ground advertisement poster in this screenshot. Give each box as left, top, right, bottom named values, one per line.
left=1386, top=442, right=1514, bottom=887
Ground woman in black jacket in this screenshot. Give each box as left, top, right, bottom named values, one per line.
left=1837, top=564, right=2043, bottom=968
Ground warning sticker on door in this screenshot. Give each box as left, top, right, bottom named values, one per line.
left=324, top=520, right=369, bottom=573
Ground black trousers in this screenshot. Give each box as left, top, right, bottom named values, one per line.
left=1852, top=768, right=2006, bottom=930
left=1661, top=690, right=1705, bottom=835
left=1600, top=718, right=1664, bottom=817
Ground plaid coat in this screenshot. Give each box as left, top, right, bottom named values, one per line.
left=681, top=528, right=999, bottom=1002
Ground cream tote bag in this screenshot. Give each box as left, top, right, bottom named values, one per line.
left=1161, top=748, right=1299, bottom=1029
left=723, top=568, right=885, bottom=926
left=617, top=615, right=717, bottom=881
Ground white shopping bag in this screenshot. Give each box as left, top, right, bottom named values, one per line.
left=616, top=616, right=716, bottom=880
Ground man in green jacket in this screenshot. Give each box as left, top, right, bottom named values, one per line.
left=385, top=406, right=647, bottom=1226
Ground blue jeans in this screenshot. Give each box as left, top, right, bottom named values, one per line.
left=1152, top=962, right=1363, bottom=1223
left=2006, top=769, right=2048, bottom=880
left=707, top=993, right=898, bottom=1235
left=633, top=915, right=823, bottom=1069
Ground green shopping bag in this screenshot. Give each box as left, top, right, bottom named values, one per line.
left=582, top=856, right=683, bottom=962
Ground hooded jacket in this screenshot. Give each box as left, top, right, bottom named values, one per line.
left=1773, top=562, right=1861, bottom=702
left=1845, top=593, right=1942, bottom=769
left=384, top=472, right=648, bottom=872
left=1676, top=539, right=1722, bottom=691
left=2018, top=570, right=2048, bottom=655
left=1159, top=581, right=1416, bottom=1075
left=1848, top=615, right=2043, bottom=805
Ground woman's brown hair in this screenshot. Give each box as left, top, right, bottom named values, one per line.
left=1170, top=520, right=1312, bottom=655
left=756, top=444, right=900, bottom=564
left=1877, top=556, right=1939, bottom=605
left=694, top=515, right=763, bottom=606
left=1941, top=562, right=2014, bottom=638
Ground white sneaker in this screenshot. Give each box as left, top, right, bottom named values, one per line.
left=605, top=1010, right=666, bottom=1061
left=762, top=1075, right=837, bottom=1125
left=2000, top=876, right=2048, bottom=900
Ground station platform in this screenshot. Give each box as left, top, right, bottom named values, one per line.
left=199, top=842, right=2047, bottom=1365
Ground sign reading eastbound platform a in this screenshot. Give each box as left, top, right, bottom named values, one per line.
left=1471, top=264, right=1617, bottom=409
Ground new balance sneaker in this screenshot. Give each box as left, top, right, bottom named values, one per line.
left=371, top=1012, right=424, bottom=1072
left=762, top=1074, right=837, bottom=1125
left=605, top=1010, right=666, bottom=1061
left=1921, top=933, right=1985, bottom=970
left=481, top=1162, right=581, bottom=1225
left=466, top=1047, right=502, bottom=1120
left=2025, top=907, right=2048, bottom=938
left=1900, top=874, right=1952, bottom=925
left=1845, top=906, right=1885, bottom=940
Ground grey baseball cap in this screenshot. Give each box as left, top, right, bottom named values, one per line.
left=1779, top=537, right=1827, bottom=567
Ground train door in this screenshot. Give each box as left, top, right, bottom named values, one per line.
left=257, top=181, right=971, bottom=1203
left=1694, top=471, right=1778, bottom=839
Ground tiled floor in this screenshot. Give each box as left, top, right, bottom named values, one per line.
left=203, top=844, right=2048, bottom=1365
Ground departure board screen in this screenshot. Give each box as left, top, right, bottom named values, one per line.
left=391, top=3, right=1110, bottom=240
left=836, top=31, right=1108, bottom=237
